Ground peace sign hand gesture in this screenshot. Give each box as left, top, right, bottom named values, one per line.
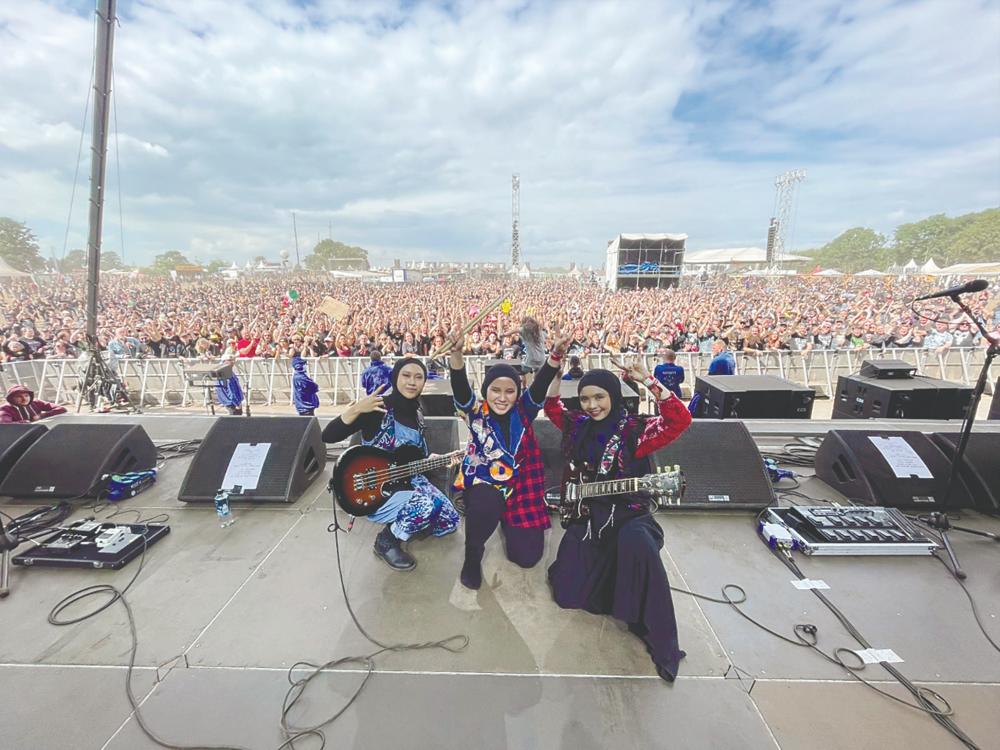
left=346, top=383, right=388, bottom=424
left=548, top=325, right=573, bottom=362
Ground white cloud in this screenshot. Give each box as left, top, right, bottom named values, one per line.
left=0, top=0, right=997, bottom=267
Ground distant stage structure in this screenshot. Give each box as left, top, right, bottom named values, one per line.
left=605, top=233, right=686, bottom=290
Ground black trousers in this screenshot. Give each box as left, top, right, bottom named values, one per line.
left=463, top=483, right=544, bottom=568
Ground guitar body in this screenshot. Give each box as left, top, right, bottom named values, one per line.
left=332, top=443, right=427, bottom=516
left=558, top=462, right=593, bottom=528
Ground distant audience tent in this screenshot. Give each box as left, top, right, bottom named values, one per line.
left=855, top=269, right=887, bottom=276
left=0, top=256, right=30, bottom=277
left=813, top=268, right=844, bottom=276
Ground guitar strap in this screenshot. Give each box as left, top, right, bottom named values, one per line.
left=595, top=413, right=630, bottom=477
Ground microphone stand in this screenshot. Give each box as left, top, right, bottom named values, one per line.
left=918, top=293, right=1000, bottom=580
left=0, top=514, right=19, bottom=598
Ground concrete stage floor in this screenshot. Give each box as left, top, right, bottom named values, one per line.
left=2, top=414, right=999, bottom=750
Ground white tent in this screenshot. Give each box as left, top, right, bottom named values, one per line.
left=936, top=262, right=1000, bottom=276
left=0, top=256, right=30, bottom=277
left=856, top=269, right=887, bottom=276
left=903, top=258, right=919, bottom=271
left=920, top=258, right=941, bottom=274
left=814, top=268, right=844, bottom=276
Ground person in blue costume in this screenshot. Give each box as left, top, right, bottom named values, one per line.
left=322, top=357, right=459, bottom=571
left=291, top=354, right=320, bottom=416
left=688, top=340, right=735, bottom=416
left=215, top=354, right=244, bottom=415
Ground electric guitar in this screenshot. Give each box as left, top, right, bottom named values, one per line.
left=557, top=464, right=685, bottom=528
left=331, top=444, right=464, bottom=516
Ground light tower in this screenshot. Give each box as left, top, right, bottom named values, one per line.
left=511, top=173, right=520, bottom=270
left=767, top=169, right=806, bottom=266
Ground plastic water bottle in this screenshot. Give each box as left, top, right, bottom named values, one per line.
left=214, top=490, right=236, bottom=528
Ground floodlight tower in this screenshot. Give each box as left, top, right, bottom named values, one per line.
left=511, top=173, right=521, bottom=270
left=767, top=169, right=806, bottom=266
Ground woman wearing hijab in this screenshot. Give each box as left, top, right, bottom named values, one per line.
left=447, top=327, right=572, bottom=590
left=543, top=361, right=692, bottom=682
left=322, top=357, right=459, bottom=571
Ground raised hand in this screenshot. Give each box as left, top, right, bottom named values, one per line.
left=549, top=326, right=573, bottom=360
left=356, top=383, right=388, bottom=414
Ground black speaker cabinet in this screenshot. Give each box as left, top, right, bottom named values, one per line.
left=652, top=421, right=774, bottom=510
left=693, top=375, right=814, bottom=419
left=347, top=416, right=461, bottom=496
left=532, top=418, right=567, bottom=493
left=815, top=430, right=975, bottom=509
left=0, top=423, right=48, bottom=483
left=419, top=379, right=457, bottom=417
left=832, top=375, right=973, bottom=420
left=179, top=417, right=326, bottom=503
left=931, top=433, right=1000, bottom=511
left=859, top=359, right=916, bottom=379
left=0, top=423, right=156, bottom=499
left=990, top=379, right=999, bottom=421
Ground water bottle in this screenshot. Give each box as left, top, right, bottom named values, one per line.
left=214, top=490, right=236, bottom=528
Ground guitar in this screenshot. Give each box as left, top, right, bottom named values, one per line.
left=557, top=464, right=685, bottom=528
left=331, top=444, right=464, bottom=516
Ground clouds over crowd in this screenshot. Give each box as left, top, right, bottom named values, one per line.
left=1, top=0, right=997, bottom=266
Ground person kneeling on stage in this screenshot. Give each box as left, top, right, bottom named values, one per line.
left=1, top=384, right=67, bottom=423
left=322, top=358, right=459, bottom=571
left=448, top=328, right=572, bottom=590
left=544, top=363, right=692, bottom=682
left=215, top=354, right=244, bottom=416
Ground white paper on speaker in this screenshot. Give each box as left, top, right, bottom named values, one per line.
left=221, top=442, right=271, bottom=491
left=868, top=436, right=932, bottom=479
left=791, top=579, right=830, bottom=590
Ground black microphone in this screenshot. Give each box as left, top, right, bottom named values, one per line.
left=913, top=279, right=989, bottom=302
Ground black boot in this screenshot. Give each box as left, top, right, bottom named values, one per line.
left=460, top=544, right=484, bottom=589
left=374, top=526, right=416, bottom=571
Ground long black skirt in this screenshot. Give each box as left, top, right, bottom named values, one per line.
left=548, top=507, right=685, bottom=681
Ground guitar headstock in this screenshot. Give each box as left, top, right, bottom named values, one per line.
left=636, top=466, right=685, bottom=501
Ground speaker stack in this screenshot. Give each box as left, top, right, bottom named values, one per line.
left=693, top=375, right=815, bottom=419
left=930, top=433, right=1000, bottom=511
left=0, top=423, right=156, bottom=499
left=179, top=417, right=326, bottom=503
left=832, top=359, right=973, bottom=420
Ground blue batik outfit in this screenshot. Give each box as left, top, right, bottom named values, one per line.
left=216, top=373, right=244, bottom=408
left=362, top=409, right=459, bottom=541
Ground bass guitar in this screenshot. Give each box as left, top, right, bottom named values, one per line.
left=331, top=444, right=464, bottom=516
left=557, top=463, right=685, bottom=528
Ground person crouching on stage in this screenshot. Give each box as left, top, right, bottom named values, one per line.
left=1, top=384, right=67, bottom=423
left=447, top=327, right=572, bottom=590
left=322, top=358, right=459, bottom=571
left=215, top=352, right=244, bottom=416
left=543, top=361, right=692, bottom=682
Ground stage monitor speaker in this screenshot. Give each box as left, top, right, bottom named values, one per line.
left=419, top=380, right=457, bottom=417
left=859, top=359, right=916, bottom=379
left=832, top=375, right=973, bottom=420
left=346, top=416, right=461, bottom=495
left=652, top=421, right=774, bottom=510
left=814, top=430, right=976, bottom=509
left=0, top=423, right=48, bottom=484
left=990, top=379, right=1000, bottom=421
left=0, top=423, right=156, bottom=499
left=930, top=433, right=1000, bottom=511
left=179, top=417, right=325, bottom=503
left=694, top=375, right=815, bottom=419
left=532, top=418, right=567, bottom=494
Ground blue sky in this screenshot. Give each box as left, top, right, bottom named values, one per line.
left=1, top=0, right=998, bottom=268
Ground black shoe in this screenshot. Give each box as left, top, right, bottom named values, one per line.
left=374, top=526, right=416, bottom=571
left=460, top=546, right=483, bottom=589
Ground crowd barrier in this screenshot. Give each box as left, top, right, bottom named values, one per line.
left=0, top=348, right=995, bottom=411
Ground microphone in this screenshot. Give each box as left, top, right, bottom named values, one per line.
left=913, top=279, right=989, bottom=302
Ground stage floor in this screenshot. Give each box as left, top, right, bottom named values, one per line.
left=2, top=414, right=998, bottom=749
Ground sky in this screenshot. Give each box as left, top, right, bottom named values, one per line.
left=1, top=0, right=998, bottom=268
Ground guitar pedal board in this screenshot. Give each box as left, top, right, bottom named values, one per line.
left=765, top=506, right=938, bottom=556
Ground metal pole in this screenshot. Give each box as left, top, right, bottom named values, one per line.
left=85, top=0, right=117, bottom=342
left=292, top=211, right=301, bottom=269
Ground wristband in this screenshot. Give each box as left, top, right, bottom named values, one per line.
left=549, top=352, right=563, bottom=362
left=643, top=377, right=659, bottom=389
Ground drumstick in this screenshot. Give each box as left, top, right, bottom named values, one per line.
left=429, top=293, right=508, bottom=358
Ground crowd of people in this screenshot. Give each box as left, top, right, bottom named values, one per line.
left=2, top=274, right=998, bottom=366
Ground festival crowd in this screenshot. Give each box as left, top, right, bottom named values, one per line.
left=2, top=274, right=998, bottom=365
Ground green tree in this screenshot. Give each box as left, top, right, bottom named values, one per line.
left=945, top=208, right=1000, bottom=264
left=304, top=239, right=369, bottom=271
left=0, top=217, right=46, bottom=271
left=59, top=249, right=88, bottom=272
left=152, top=250, right=191, bottom=272
left=891, top=214, right=959, bottom=265
left=804, top=227, right=887, bottom=273
left=101, top=250, right=124, bottom=270
left=205, top=259, right=228, bottom=274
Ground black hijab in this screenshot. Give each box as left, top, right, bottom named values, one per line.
left=481, top=362, right=522, bottom=445
left=383, top=357, right=427, bottom=426
left=575, top=369, right=627, bottom=466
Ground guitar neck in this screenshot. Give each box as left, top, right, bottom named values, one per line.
left=577, top=477, right=639, bottom=499
left=396, top=450, right=463, bottom=479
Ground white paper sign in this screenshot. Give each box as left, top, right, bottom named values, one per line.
left=855, top=648, right=903, bottom=664
left=791, top=579, right=830, bottom=590
left=221, top=442, right=271, bottom=491
left=868, top=436, right=932, bottom=479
